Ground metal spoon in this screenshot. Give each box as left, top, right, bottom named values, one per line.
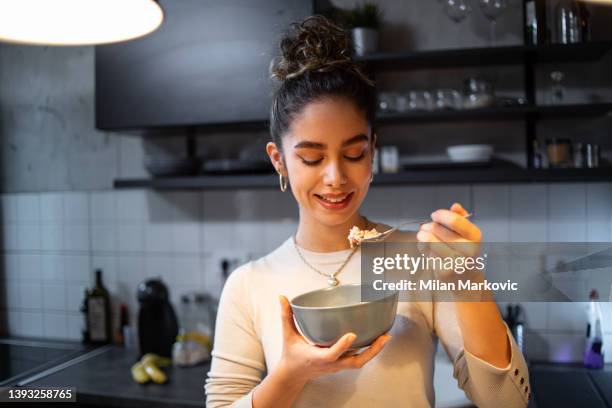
left=360, top=213, right=473, bottom=244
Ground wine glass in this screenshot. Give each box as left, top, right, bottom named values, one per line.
left=479, top=0, right=507, bottom=45
left=440, top=0, right=470, bottom=24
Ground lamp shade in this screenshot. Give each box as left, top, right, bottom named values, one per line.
left=0, top=0, right=164, bottom=46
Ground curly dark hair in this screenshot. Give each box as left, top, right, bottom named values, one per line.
left=269, top=15, right=376, bottom=148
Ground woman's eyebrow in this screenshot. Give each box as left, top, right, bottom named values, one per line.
left=293, top=134, right=368, bottom=150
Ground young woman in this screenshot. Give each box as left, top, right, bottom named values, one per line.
left=205, top=16, right=530, bottom=408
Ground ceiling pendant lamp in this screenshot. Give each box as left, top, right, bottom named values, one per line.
left=0, top=0, right=164, bottom=46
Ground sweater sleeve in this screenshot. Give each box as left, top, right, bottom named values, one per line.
left=205, top=265, right=266, bottom=408
left=435, top=302, right=531, bottom=408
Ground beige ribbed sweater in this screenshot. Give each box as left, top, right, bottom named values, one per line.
left=205, top=233, right=531, bottom=408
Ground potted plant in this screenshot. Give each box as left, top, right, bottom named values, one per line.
left=346, top=2, right=382, bottom=56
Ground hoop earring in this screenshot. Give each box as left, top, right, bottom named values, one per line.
left=279, top=173, right=288, bottom=192
left=369, top=171, right=374, bottom=183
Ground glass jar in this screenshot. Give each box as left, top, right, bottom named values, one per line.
left=546, top=138, right=572, bottom=168
left=463, top=78, right=494, bottom=109
left=555, top=0, right=582, bottom=44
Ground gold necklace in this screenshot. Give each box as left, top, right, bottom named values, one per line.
left=293, top=220, right=368, bottom=287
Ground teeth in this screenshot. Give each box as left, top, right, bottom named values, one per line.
left=320, top=194, right=348, bottom=203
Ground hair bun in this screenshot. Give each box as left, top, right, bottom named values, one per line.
left=271, top=15, right=371, bottom=84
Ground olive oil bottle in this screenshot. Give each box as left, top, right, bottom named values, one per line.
left=86, top=269, right=112, bottom=344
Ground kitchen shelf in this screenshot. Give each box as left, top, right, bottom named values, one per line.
left=114, top=167, right=612, bottom=190
left=376, top=103, right=612, bottom=124
left=358, top=42, right=612, bottom=71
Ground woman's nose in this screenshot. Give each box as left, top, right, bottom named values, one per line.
left=323, top=160, right=348, bottom=187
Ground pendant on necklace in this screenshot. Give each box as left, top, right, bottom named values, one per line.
left=327, top=276, right=339, bottom=287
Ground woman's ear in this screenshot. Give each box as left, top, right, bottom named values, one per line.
left=266, top=142, right=286, bottom=175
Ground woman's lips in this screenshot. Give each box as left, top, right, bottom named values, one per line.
left=314, top=192, right=354, bottom=210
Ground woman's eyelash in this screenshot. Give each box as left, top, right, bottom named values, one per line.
left=301, top=157, right=323, bottom=166
left=344, top=152, right=366, bottom=161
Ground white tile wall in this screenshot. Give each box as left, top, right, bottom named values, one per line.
left=0, top=186, right=610, bottom=363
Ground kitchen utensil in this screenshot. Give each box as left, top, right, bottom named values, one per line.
left=137, top=279, right=179, bottom=358
left=361, top=213, right=473, bottom=244
left=290, top=283, right=398, bottom=349
left=447, top=144, right=494, bottom=162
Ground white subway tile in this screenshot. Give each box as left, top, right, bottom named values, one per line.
left=144, top=256, right=173, bottom=283
left=41, top=224, right=63, bottom=251
left=40, top=193, right=63, bottom=223
left=19, top=254, right=41, bottom=281
left=7, top=311, right=22, bottom=335
left=509, top=220, right=547, bottom=242
left=201, top=255, right=226, bottom=299
left=169, top=192, right=200, bottom=222
left=234, top=221, right=264, bottom=254
left=44, top=313, right=68, bottom=339
left=66, top=284, right=87, bottom=313
left=145, top=223, right=172, bottom=253
left=116, top=224, right=144, bottom=253
left=433, top=185, right=472, bottom=211
left=17, top=224, right=41, bottom=251
left=17, top=194, right=40, bottom=223
left=473, top=185, right=510, bottom=217
left=548, top=302, right=588, bottom=332
left=510, top=184, right=547, bottom=217
left=201, top=222, right=235, bottom=253
left=478, top=219, right=510, bottom=242
left=66, top=313, right=83, bottom=340
left=1, top=194, right=19, bottom=223
left=4, top=254, right=19, bottom=281
left=361, top=187, right=401, bottom=224
left=172, top=257, right=201, bottom=286
left=586, top=183, right=612, bottom=219
left=63, top=193, right=89, bottom=223
left=41, top=254, right=65, bottom=282
left=146, top=191, right=174, bottom=220
left=399, top=186, right=436, bottom=219
left=20, top=283, right=43, bottom=310
left=43, top=284, right=67, bottom=311
left=117, top=256, right=145, bottom=287
left=6, top=282, right=21, bottom=309
left=21, top=311, right=44, bottom=337
left=520, top=302, right=548, bottom=331
left=548, top=184, right=586, bottom=218
left=172, top=223, right=200, bottom=254
left=262, top=221, right=296, bottom=254
left=63, top=255, right=91, bottom=284
left=586, top=219, right=611, bottom=242
left=2, top=224, right=18, bottom=251
left=64, top=224, right=91, bottom=251
left=91, top=256, right=117, bottom=288
left=202, top=191, right=238, bottom=219
left=116, top=191, right=147, bottom=222
left=91, top=224, right=116, bottom=252
left=548, top=218, right=587, bottom=242
left=90, top=191, right=116, bottom=223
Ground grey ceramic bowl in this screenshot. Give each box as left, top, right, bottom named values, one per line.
left=290, top=284, right=398, bottom=349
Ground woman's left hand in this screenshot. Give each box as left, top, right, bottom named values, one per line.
left=416, top=202, right=482, bottom=258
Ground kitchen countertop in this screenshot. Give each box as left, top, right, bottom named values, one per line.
left=25, top=346, right=209, bottom=408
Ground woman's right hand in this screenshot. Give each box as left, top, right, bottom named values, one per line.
left=276, top=295, right=391, bottom=384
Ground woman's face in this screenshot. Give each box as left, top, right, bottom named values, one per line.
left=268, top=97, right=374, bottom=227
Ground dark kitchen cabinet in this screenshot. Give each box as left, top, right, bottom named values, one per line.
left=95, top=0, right=312, bottom=131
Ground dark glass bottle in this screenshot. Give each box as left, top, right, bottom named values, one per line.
left=524, top=0, right=538, bottom=45
left=86, top=269, right=112, bottom=344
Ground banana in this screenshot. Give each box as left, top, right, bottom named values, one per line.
left=143, top=361, right=167, bottom=384
left=141, top=353, right=172, bottom=367
left=131, top=362, right=150, bottom=384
